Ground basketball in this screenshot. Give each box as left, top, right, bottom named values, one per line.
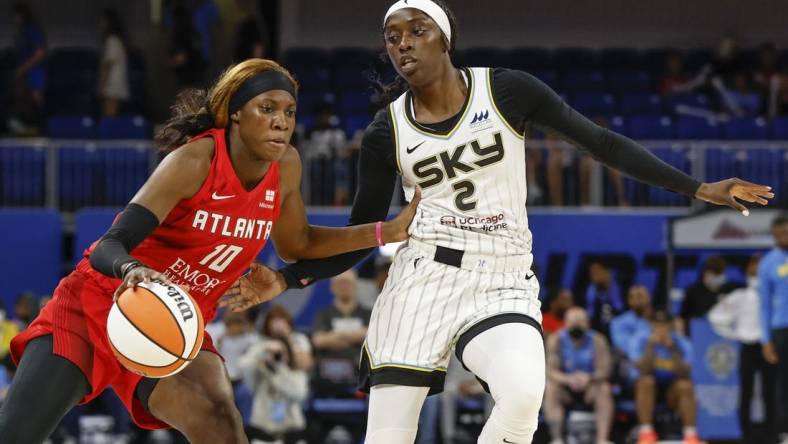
left=107, top=279, right=205, bottom=378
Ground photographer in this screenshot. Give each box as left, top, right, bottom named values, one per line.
left=240, top=308, right=310, bottom=443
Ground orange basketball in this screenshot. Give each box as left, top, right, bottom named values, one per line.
left=107, top=280, right=204, bottom=378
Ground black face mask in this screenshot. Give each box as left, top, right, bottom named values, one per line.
left=568, top=327, right=585, bottom=339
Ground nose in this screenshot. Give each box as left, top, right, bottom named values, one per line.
left=271, top=111, right=288, bottom=131
left=399, top=33, right=413, bottom=53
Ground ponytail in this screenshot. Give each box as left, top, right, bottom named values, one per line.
left=155, top=89, right=215, bottom=153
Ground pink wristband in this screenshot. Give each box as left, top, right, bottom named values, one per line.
left=375, top=221, right=385, bottom=246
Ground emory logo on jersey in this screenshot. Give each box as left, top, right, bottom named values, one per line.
left=259, top=189, right=276, bottom=209
left=192, top=210, right=273, bottom=240
left=162, top=257, right=226, bottom=295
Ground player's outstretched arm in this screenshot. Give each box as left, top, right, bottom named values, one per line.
left=90, top=138, right=213, bottom=294
left=496, top=69, right=775, bottom=213
left=270, top=146, right=419, bottom=262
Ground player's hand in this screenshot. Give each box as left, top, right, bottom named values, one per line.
left=384, top=186, right=422, bottom=243
left=113, top=265, right=167, bottom=301
left=695, top=178, right=774, bottom=215
left=219, top=263, right=286, bottom=312
left=763, top=342, right=779, bottom=365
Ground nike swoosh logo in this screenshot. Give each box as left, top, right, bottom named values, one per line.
left=406, top=141, right=425, bottom=154
left=211, top=192, right=236, bottom=200
left=503, top=439, right=518, bottom=444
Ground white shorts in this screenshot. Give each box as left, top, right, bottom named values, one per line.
left=360, top=239, right=543, bottom=395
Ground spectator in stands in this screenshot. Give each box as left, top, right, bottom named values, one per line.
left=759, top=213, right=788, bottom=444
left=240, top=307, right=309, bottom=443
left=753, top=43, right=780, bottom=116
left=440, top=359, right=493, bottom=444
left=262, top=305, right=313, bottom=371
left=707, top=34, right=749, bottom=116
left=303, top=103, right=350, bottom=205
left=211, top=310, right=259, bottom=422
left=585, top=261, right=625, bottom=338
left=0, top=304, right=20, bottom=362
left=545, top=307, right=614, bottom=444
left=11, top=2, right=46, bottom=107
left=234, top=2, right=270, bottom=62
left=97, top=9, right=130, bottom=117
left=630, top=309, right=700, bottom=444
left=12, top=292, right=37, bottom=330
left=679, top=255, right=737, bottom=335
left=542, top=288, right=573, bottom=336
left=659, top=52, right=708, bottom=99
left=168, top=4, right=207, bottom=88
left=709, top=255, right=777, bottom=444
left=610, top=286, right=653, bottom=354
left=312, top=269, right=371, bottom=397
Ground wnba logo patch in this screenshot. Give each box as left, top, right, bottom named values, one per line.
left=704, top=341, right=736, bottom=380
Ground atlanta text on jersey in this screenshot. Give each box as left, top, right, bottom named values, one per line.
left=191, top=210, right=274, bottom=240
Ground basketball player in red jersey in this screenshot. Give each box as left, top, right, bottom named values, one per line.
left=0, top=59, right=420, bottom=443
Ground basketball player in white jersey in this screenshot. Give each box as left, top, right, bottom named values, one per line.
left=221, top=1, right=774, bottom=443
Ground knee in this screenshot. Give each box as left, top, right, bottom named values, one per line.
left=182, top=396, right=244, bottom=441
left=636, top=375, right=656, bottom=392
left=675, top=379, right=694, bottom=397
left=493, top=377, right=544, bottom=418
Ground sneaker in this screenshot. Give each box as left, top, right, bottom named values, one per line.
left=683, top=432, right=706, bottom=444
left=636, top=429, right=658, bottom=444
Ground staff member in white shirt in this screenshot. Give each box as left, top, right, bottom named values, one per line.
left=709, top=255, right=777, bottom=444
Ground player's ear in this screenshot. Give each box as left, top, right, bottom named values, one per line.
left=230, top=110, right=241, bottom=123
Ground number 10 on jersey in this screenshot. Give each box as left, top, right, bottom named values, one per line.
left=198, top=244, right=243, bottom=272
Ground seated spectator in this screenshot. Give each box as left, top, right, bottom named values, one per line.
left=545, top=307, right=614, bottom=444
left=211, top=310, right=259, bottom=422
left=709, top=255, right=777, bottom=443
left=542, top=288, right=573, bottom=336
left=303, top=103, right=350, bottom=205
left=659, top=52, right=709, bottom=100
left=98, top=9, right=130, bottom=117
left=240, top=307, right=309, bottom=444
left=0, top=304, right=20, bottom=366
left=679, top=255, right=738, bottom=335
left=262, top=305, right=313, bottom=371
left=630, top=309, right=700, bottom=444
left=312, top=270, right=371, bottom=397
left=610, top=286, right=653, bottom=354
left=12, top=292, right=38, bottom=330
left=707, top=35, right=749, bottom=116
left=585, top=261, right=625, bottom=338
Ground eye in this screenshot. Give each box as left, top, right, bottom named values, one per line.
left=413, top=27, right=425, bottom=36
left=386, top=33, right=400, bottom=44
left=260, top=105, right=273, bottom=113
left=286, top=109, right=296, bottom=118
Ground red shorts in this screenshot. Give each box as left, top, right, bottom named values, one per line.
left=10, top=261, right=218, bottom=430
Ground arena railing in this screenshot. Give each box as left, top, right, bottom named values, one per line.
left=1, top=138, right=786, bottom=210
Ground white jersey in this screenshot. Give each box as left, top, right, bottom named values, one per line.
left=390, top=67, right=532, bottom=260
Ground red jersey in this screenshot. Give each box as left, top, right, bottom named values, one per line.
left=81, top=128, right=281, bottom=322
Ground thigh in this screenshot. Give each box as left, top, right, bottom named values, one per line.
left=366, top=384, right=430, bottom=443
left=147, top=350, right=235, bottom=426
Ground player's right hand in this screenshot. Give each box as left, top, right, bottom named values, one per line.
left=113, top=265, right=166, bottom=301
left=695, top=178, right=774, bottom=215
left=220, top=262, right=287, bottom=312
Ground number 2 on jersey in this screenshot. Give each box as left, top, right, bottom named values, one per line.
left=199, top=244, right=243, bottom=272
left=452, top=180, right=477, bottom=211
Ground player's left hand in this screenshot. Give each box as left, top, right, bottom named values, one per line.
left=219, top=263, right=286, bottom=312
left=695, top=178, right=774, bottom=215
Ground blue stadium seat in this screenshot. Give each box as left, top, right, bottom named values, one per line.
left=46, top=115, right=96, bottom=139
left=332, top=67, right=373, bottom=92
left=619, top=94, right=662, bottom=115
left=342, top=114, right=371, bottom=137
left=598, top=48, right=644, bottom=70
left=723, top=117, right=769, bottom=140
left=570, top=93, right=616, bottom=116
left=554, top=48, right=598, bottom=70
left=291, top=67, right=332, bottom=94
left=667, top=93, right=711, bottom=112
left=629, top=115, right=674, bottom=139
left=606, top=70, right=652, bottom=95
left=329, top=47, right=376, bottom=71
left=338, top=93, right=373, bottom=115
left=507, top=47, right=553, bottom=71
left=1, top=146, right=46, bottom=206
left=283, top=47, right=328, bottom=69
left=0, top=210, right=62, bottom=305
left=74, top=208, right=118, bottom=264
left=676, top=116, right=721, bottom=139
left=773, top=117, right=788, bottom=139
left=96, top=115, right=150, bottom=139
left=561, top=71, right=606, bottom=94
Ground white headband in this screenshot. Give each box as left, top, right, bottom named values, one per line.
left=383, top=0, right=452, bottom=43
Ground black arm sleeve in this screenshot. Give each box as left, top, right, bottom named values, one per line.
left=491, top=68, right=701, bottom=197
left=89, top=203, right=160, bottom=278
left=279, top=109, right=399, bottom=289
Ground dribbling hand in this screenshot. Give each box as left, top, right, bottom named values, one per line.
left=113, top=266, right=167, bottom=301
left=220, top=263, right=286, bottom=312
left=695, top=178, right=774, bottom=215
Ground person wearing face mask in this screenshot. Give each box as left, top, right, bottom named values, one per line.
left=680, top=255, right=738, bottom=336
left=709, top=255, right=777, bottom=444
left=611, top=286, right=654, bottom=354
left=545, top=307, right=614, bottom=444
left=629, top=309, right=700, bottom=444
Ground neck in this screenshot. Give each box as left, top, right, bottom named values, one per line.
left=228, top=126, right=271, bottom=191
left=410, top=61, right=466, bottom=123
